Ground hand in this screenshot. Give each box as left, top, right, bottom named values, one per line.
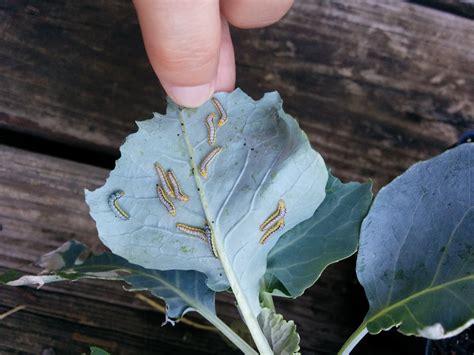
left=133, top=0, right=293, bottom=107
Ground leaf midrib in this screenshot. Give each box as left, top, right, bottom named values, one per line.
left=177, top=109, right=220, bottom=258
left=177, top=104, right=273, bottom=354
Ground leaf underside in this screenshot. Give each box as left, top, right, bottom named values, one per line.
left=357, top=144, right=474, bottom=339
left=85, top=89, right=328, bottom=315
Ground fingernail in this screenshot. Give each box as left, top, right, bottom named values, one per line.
left=167, top=83, right=214, bottom=108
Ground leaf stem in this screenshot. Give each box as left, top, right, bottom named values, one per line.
left=135, top=269, right=259, bottom=354
left=260, top=280, right=275, bottom=311
left=338, top=323, right=368, bottom=355
left=218, top=252, right=273, bottom=354
left=198, top=306, right=258, bottom=355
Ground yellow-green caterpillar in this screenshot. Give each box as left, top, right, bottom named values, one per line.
left=157, top=184, right=176, bottom=216
left=259, top=200, right=286, bottom=231
left=199, top=147, right=223, bottom=178
left=108, top=190, right=129, bottom=220
left=167, top=169, right=189, bottom=202
left=175, top=222, right=219, bottom=258
left=211, top=97, right=228, bottom=127
left=176, top=223, right=207, bottom=241
left=204, top=224, right=219, bottom=258
left=154, top=162, right=175, bottom=198
left=205, top=112, right=217, bottom=145
left=259, top=218, right=285, bottom=244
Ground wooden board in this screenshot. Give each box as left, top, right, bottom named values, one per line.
left=1, top=144, right=405, bottom=354
left=232, top=0, right=474, bottom=188
left=1, top=0, right=473, bottom=190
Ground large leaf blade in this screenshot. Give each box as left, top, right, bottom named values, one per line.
left=356, top=144, right=474, bottom=339
left=265, top=173, right=372, bottom=297
left=85, top=89, right=328, bottom=315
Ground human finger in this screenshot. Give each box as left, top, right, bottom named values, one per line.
left=221, top=0, right=294, bottom=29
left=215, top=18, right=235, bottom=93
left=133, top=0, right=221, bottom=107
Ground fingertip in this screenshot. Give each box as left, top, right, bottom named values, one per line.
left=162, top=80, right=215, bottom=108
left=133, top=0, right=221, bottom=107
left=222, top=0, right=294, bottom=29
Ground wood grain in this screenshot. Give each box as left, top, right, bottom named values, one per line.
left=0, top=145, right=382, bottom=354
left=1, top=0, right=473, bottom=190
left=0, top=0, right=160, bottom=155
left=232, top=0, right=474, bottom=188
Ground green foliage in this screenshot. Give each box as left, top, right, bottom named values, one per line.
left=265, top=173, right=372, bottom=297
left=340, top=144, right=474, bottom=353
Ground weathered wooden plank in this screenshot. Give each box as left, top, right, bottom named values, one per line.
left=0, top=0, right=159, bottom=155
left=1, top=0, right=473, bottom=189
left=232, top=0, right=474, bottom=189
left=412, top=0, right=474, bottom=19
left=0, top=287, right=236, bottom=355
left=0, top=144, right=397, bottom=354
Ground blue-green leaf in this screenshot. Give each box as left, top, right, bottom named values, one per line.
left=264, top=173, right=372, bottom=297
left=356, top=144, right=474, bottom=339
left=85, top=89, right=328, bottom=315
left=2, top=240, right=215, bottom=321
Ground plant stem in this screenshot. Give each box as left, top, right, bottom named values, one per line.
left=138, top=289, right=257, bottom=353
left=198, top=306, right=258, bottom=355
left=218, top=252, right=273, bottom=355
left=137, top=291, right=256, bottom=353
left=338, top=323, right=368, bottom=355
left=259, top=280, right=275, bottom=311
